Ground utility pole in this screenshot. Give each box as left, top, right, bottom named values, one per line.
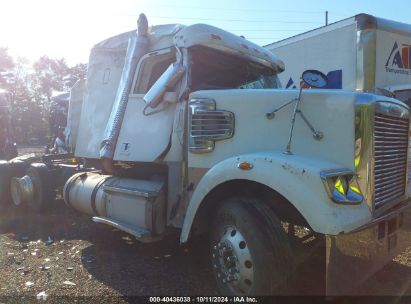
left=325, top=11, right=328, bottom=26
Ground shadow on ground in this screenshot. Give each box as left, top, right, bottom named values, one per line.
left=0, top=200, right=217, bottom=296
left=1, top=200, right=411, bottom=299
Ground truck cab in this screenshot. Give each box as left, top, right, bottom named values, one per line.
left=6, top=15, right=411, bottom=296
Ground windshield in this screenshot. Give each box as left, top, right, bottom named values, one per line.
left=395, top=89, right=411, bottom=107
left=189, top=46, right=281, bottom=91
left=239, top=75, right=282, bottom=89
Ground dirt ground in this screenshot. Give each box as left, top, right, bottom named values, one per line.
left=0, top=201, right=217, bottom=303
left=1, top=200, right=411, bottom=303
left=0, top=148, right=411, bottom=303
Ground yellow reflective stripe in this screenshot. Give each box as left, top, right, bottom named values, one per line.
left=335, top=178, right=345, bottom=194
left=350, top=185, right=361, bottom=194
left=354, top=156, right=360, bottom=169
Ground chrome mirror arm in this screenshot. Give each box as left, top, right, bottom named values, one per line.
left=266, top=84, right=324, bottom=155
left=266, top=87, right=302, bottom=120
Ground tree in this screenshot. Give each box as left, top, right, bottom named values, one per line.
left=7, top=57, right=47, bottom=143
left=31, top=56, right=69, bottom=104
left=65, top=63, right=87, bottom=88
left=0, top=50, right=87, bottom=144
left=0, top=47, right=15, bottom=88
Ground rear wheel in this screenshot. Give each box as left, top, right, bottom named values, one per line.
left=26, top=163, right=53, bottom=211
left=0, top=160, right=28, bottom=208
left=210, top=197, right=294, bottom=296
left=0, top=161, right=12, bottom=207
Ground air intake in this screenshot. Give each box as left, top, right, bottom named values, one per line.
left=189, top=98, right=234, bottom=153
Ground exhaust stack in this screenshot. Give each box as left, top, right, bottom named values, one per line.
left=99, top=14, right=149, bottom=162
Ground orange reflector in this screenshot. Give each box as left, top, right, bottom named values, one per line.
left=238, top=162, right=253, bottom=170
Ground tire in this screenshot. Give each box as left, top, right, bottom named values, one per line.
left=210, top=197, right=294, bottom=296
left=26, top=163, right=53, bottom=211
left=0, top=161, right=12, bottom=207
left=0, top=160, right=28, bottom=207
left=9, top=159, right=30, bottom=175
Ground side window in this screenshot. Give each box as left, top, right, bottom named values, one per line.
left=133, top=49, right=176, bottom=94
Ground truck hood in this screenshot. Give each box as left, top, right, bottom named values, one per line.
left=188, top=89, right=368, bottom=170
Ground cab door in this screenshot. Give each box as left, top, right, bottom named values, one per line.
left=114, top=48, right=179, bottom=162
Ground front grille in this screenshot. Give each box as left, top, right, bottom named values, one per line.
left=374, top=113, right=409, bottom=209
left=191, top=110, right=234, bottom=139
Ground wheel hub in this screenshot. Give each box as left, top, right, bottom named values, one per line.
left=212, top=226, right=254, bottom=294
left=10, top=175, right=34, bottom=206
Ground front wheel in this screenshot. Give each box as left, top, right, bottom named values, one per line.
left=210, top=198, right=294, bottom=296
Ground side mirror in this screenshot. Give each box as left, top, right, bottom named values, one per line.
left=301, top=70, right=328, bottom=89
left=143, top=63, right=185, bottom=108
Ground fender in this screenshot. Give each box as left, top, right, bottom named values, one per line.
left=180, top=151, right=373, bottom=242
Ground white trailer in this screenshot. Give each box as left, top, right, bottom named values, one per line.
left=265, top=13, right=411, bottom=105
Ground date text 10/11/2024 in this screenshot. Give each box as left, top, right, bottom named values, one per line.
left=149, top=297, right=258, bottom=303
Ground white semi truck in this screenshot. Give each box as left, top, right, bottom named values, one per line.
left=1, top=14, right=411, bottom=296
left=265, top=14, right=411, bottom=104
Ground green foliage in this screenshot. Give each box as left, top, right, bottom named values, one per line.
left=0, top=47, right=15, bottom=87
left=0, top=48, right=87, bottom=144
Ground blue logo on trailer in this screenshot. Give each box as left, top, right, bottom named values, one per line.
left=285, top=69, right=342, bottom=89
left=385, top=42, right=411, bottom=75
left=285, top=78, right=297, bottom=89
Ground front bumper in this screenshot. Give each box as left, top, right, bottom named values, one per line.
left=325, top=200, right=411, bottom=296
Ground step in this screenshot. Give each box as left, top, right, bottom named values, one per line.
left=102, top=185, right=158, bottom=198
left=92, top=216, right=151, bottom=239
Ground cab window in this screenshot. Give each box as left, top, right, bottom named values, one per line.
left=133, top=49, right=176, bottom=94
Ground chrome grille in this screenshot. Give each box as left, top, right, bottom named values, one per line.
left=374, top=112, right=409, bottom=209
left=189, top=98, right=234, bottom=153
left=191, top=110, right=234, bottom=139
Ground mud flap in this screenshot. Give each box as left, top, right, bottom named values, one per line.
left=325, top=204, right=411, bottom=296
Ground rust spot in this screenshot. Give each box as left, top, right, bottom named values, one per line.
left=282, top=162, right=306, bottom=176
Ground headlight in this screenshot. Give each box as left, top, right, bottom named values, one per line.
left=320, top=169, right=363, bottom=205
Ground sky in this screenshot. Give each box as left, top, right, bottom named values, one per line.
left=0, top=0, right=410, bottom=65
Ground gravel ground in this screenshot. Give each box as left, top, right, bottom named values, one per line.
left=1, top=201, right=411, bottom=303
left=0, top=201, right=217, bottom=303
left=0, top=147, right=410, bottom=303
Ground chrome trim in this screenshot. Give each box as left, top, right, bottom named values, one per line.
left=189, top=98, right=234, bottom=153
left=355, top=95, right=375, bottom=211
left=375, top=100, right=410, bottom=117
left=356, top=28, right=377, bottom=92
left=320, top=169, right=363, bottom=205
left=355, top=96, right=410, bottom=216
left=373, top=101, right=409, bottom=215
